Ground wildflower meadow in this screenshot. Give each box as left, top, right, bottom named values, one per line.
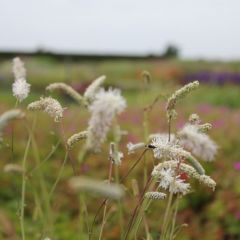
left=0, top=57, right=240, bottom=240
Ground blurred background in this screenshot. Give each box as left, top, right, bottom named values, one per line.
left=1, top=0, right=240, bottom=239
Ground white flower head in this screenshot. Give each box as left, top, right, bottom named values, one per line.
left=12, top=57, right=26, bottom=79
left=151, top=135, right=189, bottom=161
left=86, top=88, right=126, bottom=151
left=145, top=191, right=166, bottom=200
left=12, top=78, right=31, bottom=102
left=178, top=124, right=218, bottom=161
left=157, top=168, right=175, bottom=190
left=84, top=75, right=106, bottom=101
left=152, top=160, right=216, bottom=191
left=28, top=97, right=64, bottom=122
left=12, top=57, right=30, bottom=102
left=169, top=178, right=191, bottom=195
left=46, top=82, right=84, bottom=105
left=152, top=164, right=191, bottom=195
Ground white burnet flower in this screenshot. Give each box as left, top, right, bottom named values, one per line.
left=151, top=135, right=189, bottom=161
left=12, top=57, right=30, bottom=102
left=67, top=131, right=88, bottom=148
left=166, top=81, right=199, bottom=120
left=27, top=97, right=64, bottom=122
left=84, top=75, right=106, bottom=102
left=12, top=78, right=30, bottom=102
left=152, top=165, right=190, bottom=195
left=178, top=124, right=218, bottom=161
left=86, top=88, right=126, bottom=151
left=12, top=57, right=26, bottom=79
left=157, top=168, right=175, bottom=190
left=145, top=191, right=166, bottom=200
left=46, top=82, right=84, bottom=105
left=169, top=178, right=191, bottom=195
left=152, top=160, right=216, bottom=191
left=126, top=142, right=145, bottom=154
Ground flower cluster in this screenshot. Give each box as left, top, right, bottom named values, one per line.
left=84, top=75, right=106, bottom=102
left=12, top=57, right=31, bottom=102
left=150, top=135, right=189, bottom=161
left=166, top=81, right=199, bottom=120
left=152, top=160, right=216, bottom=191
left=178, top=122, right=218, bottom=161
left=46, top=82, right=85, bottom=105
left=27, top=97, right=64, bottom=122
left=67, top=131, right=88, bottom=148
left=86, top=88, right=126, bottom=151
left=152, top=166, right=191, bottom=195
left=145, top=191, right=166, bottom=200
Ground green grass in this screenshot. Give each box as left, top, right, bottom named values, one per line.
left=1, top=57, right=240, bottom=240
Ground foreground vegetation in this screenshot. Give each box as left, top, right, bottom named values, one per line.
left=0, top=57, right=240, bottom=240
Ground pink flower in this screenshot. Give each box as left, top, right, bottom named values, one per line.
left=234, top=162, right=240, bottom=170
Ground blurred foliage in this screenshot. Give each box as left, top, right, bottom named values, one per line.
left=0, top=57, right=240, bottom=239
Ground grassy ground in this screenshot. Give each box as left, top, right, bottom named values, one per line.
left=0, top=57, right=240, bottom=240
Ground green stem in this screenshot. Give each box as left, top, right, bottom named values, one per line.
left=160, top=191, right=173, bottom=240
left=99, top=159, right=113, bottom=240
left=27, top=140, right=61, bottom=176
left=28, top=118, right=53, bottom=237
left=143, top=110, right=149, bottom=185
left=49, top=151, right=68, bottom=199
left=20, top=116, right=36, bottom=240
left=169, top=194, right=179, bottom=240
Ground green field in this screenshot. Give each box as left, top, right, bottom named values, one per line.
left=1, top=57, right=240, bottom=240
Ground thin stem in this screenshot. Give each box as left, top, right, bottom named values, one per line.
left=28, top=119, right=53, bottom=237
left=120, top=149, right=148, bottom=182
left=160, top=190, right=173, bottom=240
left=60, top=121, right=78, bottom=176
left=143, top=110, right=149, bottom=185
left=168, top=116, right=172, bottom=142
left=49, top=151, right=68, bottom=199
left=27, top=139, right=61, bottom=176
left=98, top=159, right=113, bottom=240
left=11, top=100, right=18, bottom=162
left=20, top=116, right=36, bottom=240
left=115, top=166, right=124, bottom=239
left=89, top=149, right=148, bottom=240
left=123, top=176, right=153, bottom=240
left=169, top=194, right=180, bottom=240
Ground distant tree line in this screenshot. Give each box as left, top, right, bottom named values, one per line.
left=0, top=45, right=179, bottom=61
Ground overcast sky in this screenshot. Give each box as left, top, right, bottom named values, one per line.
left=1, top=0, right=240, bottom=59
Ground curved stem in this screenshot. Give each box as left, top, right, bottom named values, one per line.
left=49, top=151, right=68, bottom=199
left=98, top=159, right=113, bottom=240
left=20, top=116, right=36, bottom=240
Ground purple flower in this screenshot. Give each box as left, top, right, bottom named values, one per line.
left=234, top=162, right=240, bottom=170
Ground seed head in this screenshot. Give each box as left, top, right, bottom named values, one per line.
left=145, top=191, right=166, bottom=200
left=28, top=97, right=64, bottom=122
left=46, top=82, right=84, bottom=105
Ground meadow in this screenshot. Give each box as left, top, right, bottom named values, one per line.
left=0, top=57, right=240, bottom=240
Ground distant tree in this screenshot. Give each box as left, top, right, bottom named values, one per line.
left=162, top=44, right=180, bottom=59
